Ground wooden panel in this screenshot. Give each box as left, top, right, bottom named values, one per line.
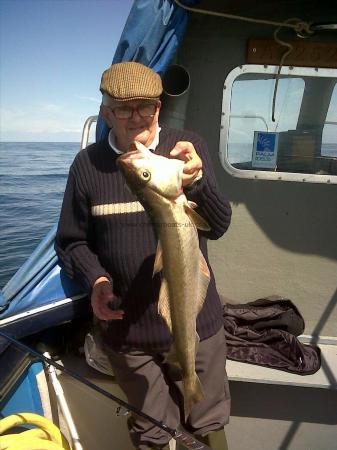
left=247, top=39, right=337, bottom=68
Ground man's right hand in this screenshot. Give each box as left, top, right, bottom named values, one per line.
left=91, top=277, right=124, bottom=321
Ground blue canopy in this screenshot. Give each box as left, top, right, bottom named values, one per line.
left=0, top=0, right=194, bottom=331
left=0, top=225, right=83, bottom=320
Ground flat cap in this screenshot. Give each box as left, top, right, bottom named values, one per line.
left=100, top=62, right=163, bottom=101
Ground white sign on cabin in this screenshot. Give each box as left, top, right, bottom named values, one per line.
left=252, top=131, right=279, bottom=169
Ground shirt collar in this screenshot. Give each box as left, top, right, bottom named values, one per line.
left=108, top=125, right=161, bottom=155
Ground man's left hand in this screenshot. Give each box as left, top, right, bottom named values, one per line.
left=170, top=141, right=202, bottom=187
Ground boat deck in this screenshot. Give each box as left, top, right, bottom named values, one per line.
left=56, top=337, right=337, bottom=450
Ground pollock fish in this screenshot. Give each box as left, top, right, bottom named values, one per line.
left=118, top=141, right=211, bottom=417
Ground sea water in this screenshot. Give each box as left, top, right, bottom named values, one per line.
left=0, top=142, right=79, bottom=288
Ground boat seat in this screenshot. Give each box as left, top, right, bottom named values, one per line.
left=226, top=336, right=337, bottom=390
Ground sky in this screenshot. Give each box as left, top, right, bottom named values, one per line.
left=0, top=0, right=133, bottom=142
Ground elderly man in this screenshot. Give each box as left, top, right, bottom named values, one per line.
left=56, top=61, right=231, bottom=450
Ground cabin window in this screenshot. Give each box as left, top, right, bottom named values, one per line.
left=322, top=83, right=337, bottom=158
left=220, top=65, right=337, bottom=183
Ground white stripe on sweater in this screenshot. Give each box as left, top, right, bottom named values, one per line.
left=91, top=201, right=145, bottom=216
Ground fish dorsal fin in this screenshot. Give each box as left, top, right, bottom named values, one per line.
left=158, top=277, right=172, bottom=332
left=183, top=205, right=211, bottom=231
left=153, top=241, right=163, bottom=276
left=196, top=251, right=211, bottom=314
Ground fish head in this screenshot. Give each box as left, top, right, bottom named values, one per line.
left=118, top=141, right=184, bottom=200
left=118, top=149, right=153, bottom=194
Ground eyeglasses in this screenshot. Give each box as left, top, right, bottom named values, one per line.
left=106, top=102, right=158, bottom=119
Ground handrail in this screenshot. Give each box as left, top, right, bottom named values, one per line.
left=80, top=115, right=98, bottom=150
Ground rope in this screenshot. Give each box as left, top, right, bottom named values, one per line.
left=271, top=18, right=301, bottom=122
left=173, top=0, right=312, bottom=35
left=173, top=2, right=314, bottom=128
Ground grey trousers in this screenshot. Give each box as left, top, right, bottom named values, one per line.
left=103, top=328, right=231, bottom=449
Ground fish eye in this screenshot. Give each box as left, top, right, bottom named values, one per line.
left=141, top=170, right=151, bottom=181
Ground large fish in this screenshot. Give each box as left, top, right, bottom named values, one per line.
left=118, top=141, right=211, bottom=417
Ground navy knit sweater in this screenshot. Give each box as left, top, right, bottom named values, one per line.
left=55, top=126, right=232, bottom=351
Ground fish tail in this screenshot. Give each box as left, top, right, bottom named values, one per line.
left=183, top=374, right=204, bottom=419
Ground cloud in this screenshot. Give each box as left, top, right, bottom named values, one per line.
left=41, top=103, right=63, bottom=112
left=0, top=105, right=89, bottom=141
left=0, top=107, right=27, bottom=120
left=1, top=129, right=83, bottom=142
left=75, top=95, right=101, bottom=103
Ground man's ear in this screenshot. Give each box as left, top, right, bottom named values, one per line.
left=155, top=100, right=161, bottom=120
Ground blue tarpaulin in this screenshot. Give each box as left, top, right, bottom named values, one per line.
left=0, top=0, right=194, bottom=325
left=0, top=225, right=83, bottom=319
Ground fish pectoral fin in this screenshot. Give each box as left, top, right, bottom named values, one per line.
left=158, top=277, right=172, bottom=332
left=187, top=200, right=198, bottom=209
left=196, top=251, right=211, bottom=314
left=199, top=251, right=210, bottom=279
left=153, top=241, right=163, bottom=276
left=183, top=205, right=210, bottom=231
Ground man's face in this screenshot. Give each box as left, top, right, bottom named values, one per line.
left=101, top=97, right=161, bottom=152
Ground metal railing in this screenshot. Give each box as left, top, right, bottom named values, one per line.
left=80, top=115, right=98, bottom=150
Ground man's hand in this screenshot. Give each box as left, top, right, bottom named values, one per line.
left=91, top=277, right=124, bottom=321
left=170, top=141, right=202, bottom=187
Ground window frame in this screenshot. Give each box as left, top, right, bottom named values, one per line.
left=219, top=64, right=337, bottom=184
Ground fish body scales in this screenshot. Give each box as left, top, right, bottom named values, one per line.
left=155, top=201, right=204, bottom=416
